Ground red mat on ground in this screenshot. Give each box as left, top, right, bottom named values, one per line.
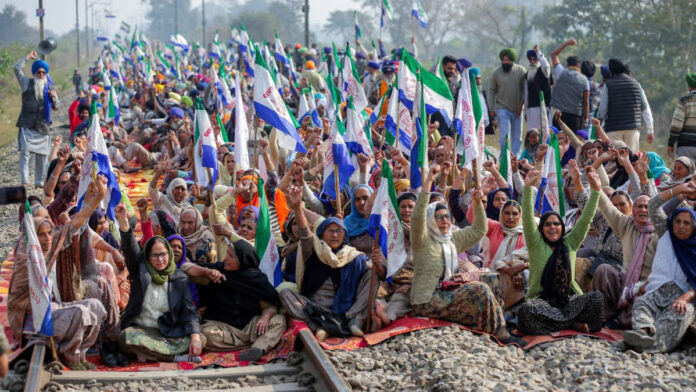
left=516, top=328, right=624, bottom=350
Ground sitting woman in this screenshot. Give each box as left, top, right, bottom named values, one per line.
left=409, top=165, right=523, bottom=345
left=622, top=191, right=696, bottom=352
left=116, top=204, right=202, bottom=363
left=517, top=167, right=604, bottom=335
left=178, top=207, right=216, bottom=263
left=657, top=156, right=694, bottom=191
left=518, top=128, right=540, bottom=164
left=279, top=185, right=374, bottom=340
left=344, top=184, right=374, bottom=254
left=468, top=198, right=527, bottom=309
left=193, top=240, right=287, bottom=362
left=9, top=179, right=109, bottom=370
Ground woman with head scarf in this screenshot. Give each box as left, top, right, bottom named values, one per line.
left=279, top=185, right=374, bottom=340
left=658, top=156, right=695, bottom=191
left=192, top=240, right=287, bottom=362
left=409, top=165, right=524, bottom=345
left=116, top=205, right=201, bottom=363
left=519, top=129, right=541, bottom=164
left=149, top=173, right=191, bottom=222
left=167, top=234, right=199, bottom=306
left=624, top=206, right=696, bottom=352
left=645, top=151, right=670, bottom=186
left=178, top=207, right=216, bottom=264
left=517, top=167, right=604, bottom=335
left=344, top=184, right=374, bottom=254
left=623, top=183, right=696, bottom=352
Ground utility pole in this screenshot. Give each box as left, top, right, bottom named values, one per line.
left=76, top=0, right=80, bottom=66
left=303, top=0, right=309, bottom=47
left=85, top=0, right=89, bottom=60
left=202, top=0, right=206, bottom=47
left=37, top=0, right=45, bottom=44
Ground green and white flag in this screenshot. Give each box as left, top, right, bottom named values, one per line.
left=398, top=49, right=453, bottom=125
left=368, top=160, right=406, bottom=278
left=255, top=178, right=281, bottom=286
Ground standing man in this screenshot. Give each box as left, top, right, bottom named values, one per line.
left=597, top=59, right=653, bottom=152
left=72, top=68, right=82, bottom=96
left=549, top=38, right=590, bottom=133
left=14, top=51, right=59, bottom=188
left=524, top=45, right=552, bottom=134
left=667, top=73, right=696, bottom=160
left=488, top=48, right=526, bottom=157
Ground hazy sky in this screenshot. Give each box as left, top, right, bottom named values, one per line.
left=2, top=0, right=360, bottom=36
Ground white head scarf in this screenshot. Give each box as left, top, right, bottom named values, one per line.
left=426, top=202, right=458, bottom=280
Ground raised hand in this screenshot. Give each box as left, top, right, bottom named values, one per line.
left=357, top=153, right=370, bottom=171
left=633, top=154, right=650, bottom=177
left=536, top=144, right=549, bottom=161
left=471, top=189, right=484, bottom=203
left=285, top=184, right=303, bottom=209
left=524, top=169, right=541, bottom=187
left=56, top=146, right=70, bottom=164
left=427, top=164, right=442, bottom=182
left=114, top=202, right=128, bottom=228
left=28, top=51, right=38, bottom=60
left=585, top=166, right=601, bottom=191
left=568, top=159, right=581, bottom=182
left=482, top=160, right=496, bottom=173
left=616, top=148, right=631, bottom=168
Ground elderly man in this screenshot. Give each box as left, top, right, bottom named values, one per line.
left=15, top=51, right=60, bottom=188
left=524, top=45, right=552, bottom=133
left=488, top=48, right=526, bottom=157
left=667, top=73, right=696, bottom=161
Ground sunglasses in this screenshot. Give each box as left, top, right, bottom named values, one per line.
left=434, top=213, right=451, bottom=221
left=35, top=70, right=46, bottom=75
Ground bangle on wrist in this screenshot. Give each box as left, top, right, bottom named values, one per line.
left=669, top=188, right=674, bottom=197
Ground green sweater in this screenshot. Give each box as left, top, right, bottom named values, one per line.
left=522, top=186, right=600, bottom=299
left=410, top=190, right=488, bottom=305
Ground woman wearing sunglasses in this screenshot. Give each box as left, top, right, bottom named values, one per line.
left=409, top=165, right=525, bottom=346
left=517, top=166, right=605, bottom=335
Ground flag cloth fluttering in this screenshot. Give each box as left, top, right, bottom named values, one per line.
left=411, top=0, right=428, bottom=28
left=193, top=98, right=219, bottom=189
left=398, top=49, right=453, bottom=126
left=409, top=73, right=428, bottom=189
left=368, top=160, right=407, bottom=279
left=256, top=178, right=282, bottom=286
left=23, top=200, right=53, bottom=336
left=76, top=102, right=121, bottom=220
left=323, top=115, right=355, bottom=200
left=536, top=132, right=565, bottom=215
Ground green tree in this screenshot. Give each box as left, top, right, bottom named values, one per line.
left=323, top=10, right=377, bottom=46
left=145, top=0, right=195, bottom=42
left=535, top=0, right=696, bottom=134
left=0, top=5, right=40, bottom=47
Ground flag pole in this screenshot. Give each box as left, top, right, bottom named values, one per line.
left=49, top=337, right=59, bottom=362
left=471, top=157, right=480, bottom=189
left=536, top=184, right=544, bottom=217
left=395, top=104, right=400, bottom=150
left=334, top=164, right=342, bottom=217
left=366, top=226, right=379, bottom=333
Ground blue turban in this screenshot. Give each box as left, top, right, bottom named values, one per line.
left=32, top=59, right=49, bottom=75
left=169, top=106, right=184, bottom=119
left=470, top=67, right=481, bottom=77
left=458, top=58, right=472, bottom=69
left=600, top=65, right=611, bottom=81
left=356, top=51, right=366, bottom=60
left=526, top=50, right=537, bottom=60
left=316, top=217, right=347, bottom=242
left=368, top=61, right=380, bottom=70
left=382, top=60, right=396, bottom=74
left=323, top=46, right=332, bottom=54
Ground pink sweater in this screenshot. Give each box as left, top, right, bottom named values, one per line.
left=467, top=204, right=525, bottom=267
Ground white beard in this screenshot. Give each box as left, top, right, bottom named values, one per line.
left=34, top=77, right=47, bottom=101
left=527, top=64, right=540, bottom=81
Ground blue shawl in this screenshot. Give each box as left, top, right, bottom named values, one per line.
left=344, top=185, right=372, bottom=237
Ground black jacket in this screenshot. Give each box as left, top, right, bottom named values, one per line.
left=119, top=230, right=199, bottom=338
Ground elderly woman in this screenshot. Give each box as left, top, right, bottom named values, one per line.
left=623, top=184, right=696, bottom=352
left=178, top=207, right=216, bottom=263
left=518, top=167, right=604, bottom=335
left=279, top=185, right=374, bottom=340
left=409, top=165, right=523, bottom=345
left=345, top=184, right=374, bottom=254
left=658, top=156, right=695, bottom=191
left=149, top=167, right=191, bottom=222
left=9, top=177, right=109, bottom=370
left=116, top=204, right=201, bottom=363
left=193, top=240, right=287, bottom=362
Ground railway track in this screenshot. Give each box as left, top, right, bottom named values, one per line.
left=14, top=329, right=349, bottom=392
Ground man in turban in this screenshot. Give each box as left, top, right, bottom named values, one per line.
left=667, top=73, right=696, bottom=161
left=488, top=48, right=526, bottom=158
left=14, top=50, right=59, bottom=188
left=597, top=58, right=653, bottom=152
left=524, top=45, right=552, bottom=135
left=549, top=38, right=589, bottom=133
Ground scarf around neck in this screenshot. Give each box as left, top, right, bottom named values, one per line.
left=144, top=236, right=176, bottom=285
left=426, top=202, right=458, bottom=280
left=492, top=215, right=524, bottom=264
left=538, top=212, right=573, bottom=308
left=619, top=219, right=655, bottom=303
